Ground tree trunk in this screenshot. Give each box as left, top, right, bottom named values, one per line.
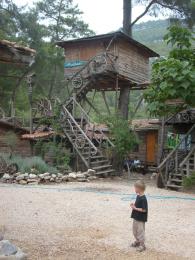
left=118, top=0, right=132, bottom=119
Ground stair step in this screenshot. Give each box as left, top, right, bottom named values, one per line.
left=167, top=184, right=182, bottom=190
left=91, top=160, right=109, bottom=165
left=91, top=155, right=105, bottom=160
left=171, top=179, right=183, bottom=183
left=93, top=165, right=112, bottom=170
left=95, top=169, right=115, bottom=176
left=173, top=174, right=182, bottom=177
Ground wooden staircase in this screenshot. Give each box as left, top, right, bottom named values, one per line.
left=57, top=52, right=117, bottom=176
left=158, top=124, right=195, bottom=190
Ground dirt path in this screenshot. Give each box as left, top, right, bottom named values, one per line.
left=0, top=181, right=195, bottom=259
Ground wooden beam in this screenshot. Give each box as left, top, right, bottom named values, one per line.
left=101, top=91, right=111, bottom=115
left=85, top=96, right=101, bottom=116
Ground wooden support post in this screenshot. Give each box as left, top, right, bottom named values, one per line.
left=115, top=74, right=119, bottom=115
left=85, top=97, right=101, bottom=116
left=101, top=91, right=111, bottom=115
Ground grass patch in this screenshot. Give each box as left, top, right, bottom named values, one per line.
left=0, top=153, right=57, bottom=174
left=183, top=172, right=195, bottom=188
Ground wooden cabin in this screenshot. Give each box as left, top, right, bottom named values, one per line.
left=0, top=39, right=36, bottom=65
left=57, top=31, right=159, bottom=91
left=0, top=120, right=31, bottom=157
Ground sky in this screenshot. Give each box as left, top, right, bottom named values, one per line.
left=14, top=0, right=166, bottom=34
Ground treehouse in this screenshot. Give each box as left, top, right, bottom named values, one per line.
left=52, top=32, right=160, bottom=176
left=57, top=31, right=159, bottom=92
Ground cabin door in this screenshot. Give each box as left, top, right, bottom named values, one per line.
left=146, top=132, right=156, bottom=164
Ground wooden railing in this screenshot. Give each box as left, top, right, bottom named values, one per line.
left=158, top=124, right=195, bottom=184
left=71, top=97, right=115, bottom=148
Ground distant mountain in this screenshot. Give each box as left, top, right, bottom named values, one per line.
left=133, top=19, right=170, bottom=56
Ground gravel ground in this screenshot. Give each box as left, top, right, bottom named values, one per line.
left=0, top=179, right=195, bottom=260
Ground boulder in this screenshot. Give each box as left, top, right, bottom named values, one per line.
left=14, top=172, right=21, bottom=177
left=77, top=178, right=88, bottom=182
left=0, top=240, right=17, bottom=256
left=51, top=174, right=56, bottom=178
left=50, top=178, right=55, bottom=182
left=29, top=174, right=37, bottom=179
left=62, top=176, right=69, bottom=182
left=43, top=176, right=51, bottom=180
left=57, top=173, right=63, bottom=178
left=87, top=169, right=96, bottom=175
left=76, top=173, right=86, bottom=179
left=2, top=174, right=10, bottom=180
left=18, top=180, right=27, bottom=185
left=68, top=173, right=77, bottom=179
left=42, top=172, right=50, bottom=177
left=16, top=175, right=26, bottom=181
left=88, top=176, right=97, bottom=181
left=27, top=178, right=38, bottom=183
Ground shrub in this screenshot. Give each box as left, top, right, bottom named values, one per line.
left=183, top=172, right=195, bottom=188
left=0, top=153, right=57, bottom=174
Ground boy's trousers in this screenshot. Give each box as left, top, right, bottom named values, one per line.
left=132, top=219, right=145, bottom=245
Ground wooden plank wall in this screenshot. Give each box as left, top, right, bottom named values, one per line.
left=117, top=39, right=149, bottom=84
left=0, top=127, right=31, bottom=157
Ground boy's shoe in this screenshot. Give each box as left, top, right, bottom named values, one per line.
left=131, top=241, right=140, bottom=247
left=136, top=245, right=146, bottom=252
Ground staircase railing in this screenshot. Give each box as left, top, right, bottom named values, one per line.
left=71, top=97, right=115, bottom=148
left=60, top=105, right=98, bottom=167
left=158, top=124, right=195, bottom=184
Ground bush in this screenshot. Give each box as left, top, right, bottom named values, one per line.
left=0, top=153, right=57, bottom=174
left=183, top=172, right=195, bottom=188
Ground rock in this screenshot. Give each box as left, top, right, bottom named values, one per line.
left=28, top=181, right=39, bottom=185
left=0, top=240, right=17, bottom=256
left=43, top=176, right=51, bottom=180
left=29, top=174, right=37, bottom=179
left=2, top=174, right=10, bottom=180
left=76, top=173, right=86, bottom=179
left=38, top=174, right=44, bottom=179
left=51, top=174, right=56, bottom=178
left=16, top=175, right=26, bottom=181
left=62, top=176, right=69, bottom=182
left=14, top=172, right=21, bottom=177
left=18, top=180, right=27, bottom=185
left=57, top=173, right=63, bottom=178
left=50, top=178, right=54, bottom=182
left=42, top=172, right=50, bottom=177
left=68, top=173, right=77, bottom=179
left=88, top=176, right=97, bottom=181
left=27, top=178, right=38, bottom=183
left=87, top=169, right=96, bottom=175
left=77, top=178, right=88, bottom=182
left=56, top=178, right=62, bottom=183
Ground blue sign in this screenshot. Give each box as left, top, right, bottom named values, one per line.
left=64, top=60, right=86, bottom=68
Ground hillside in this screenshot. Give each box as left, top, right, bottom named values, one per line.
left=133, top=19, right=170, bottom=56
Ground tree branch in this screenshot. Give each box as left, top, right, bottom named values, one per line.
left=131, top=0, right=157, bottom=27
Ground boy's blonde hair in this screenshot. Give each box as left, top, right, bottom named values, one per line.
left=134, top=180, right=146, bottom=191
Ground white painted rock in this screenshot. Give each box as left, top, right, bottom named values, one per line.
left=51, top=174, right=56, bottom=178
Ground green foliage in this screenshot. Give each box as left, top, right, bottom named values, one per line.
left=104, top=115, right=139, bottom=159
left=145, top=25, right=195, bottom=116
left=183, top=172, right=195, bottom=188
left=34, top=140, right=70, bottom=168
left=0, top=153, right=57, bottom=174
left=4, top=131, right=18, bottom=150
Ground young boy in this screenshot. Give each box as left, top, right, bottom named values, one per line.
left=130, top=180, right=148, bottom=252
